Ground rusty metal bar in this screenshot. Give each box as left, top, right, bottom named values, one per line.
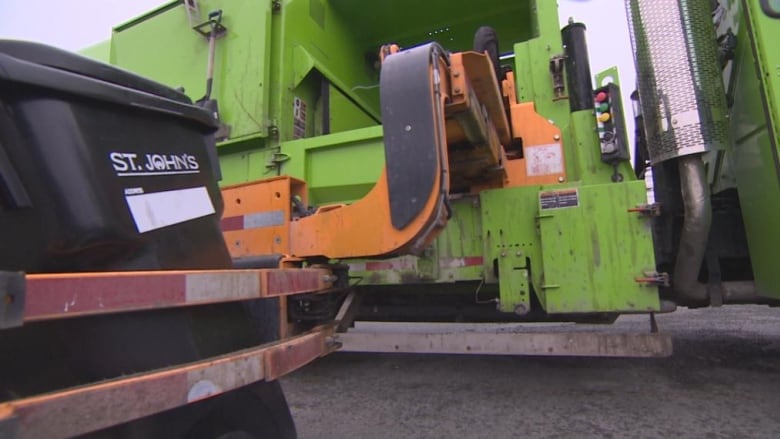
left=0, top=327, right=335, bottom=439
left=19, top=268, right=334, bottom=323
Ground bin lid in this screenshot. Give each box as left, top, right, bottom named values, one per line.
left=0, top=40, right=189, bottom=103
left=0, top=40, right=217, bottom=130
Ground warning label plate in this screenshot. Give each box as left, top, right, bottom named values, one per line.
left=526, top=143, right=563, bottom=177
left=539, top=189, right=579, bottom=210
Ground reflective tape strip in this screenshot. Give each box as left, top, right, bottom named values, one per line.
left=184, top=272, right=261, bottom=303
left=439, top=256, right=484, bottom=268
left=221, top=210, right=285, bottom=231
left=350, top=257, right=483, bottom=272
left=244, top=211, right=285, bottom=229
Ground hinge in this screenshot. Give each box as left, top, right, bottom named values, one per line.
left=0, top=271, right=25, bottom=329
left=549, top=54, right=567, bottom=101
left=184, top=0, right=201, bottom=27
left=635, top=271, right=669, bottom=287
left=628, top=203, right=661, bottom=217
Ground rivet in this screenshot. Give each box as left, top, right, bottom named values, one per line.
left=553, top=134, right=561, bottom=141
left=558, top=176, right=565, bottom=183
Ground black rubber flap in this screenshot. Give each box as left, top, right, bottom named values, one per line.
left=0, top=40, right=189, bottom=103
left=380, top=43, right=442, bottom=230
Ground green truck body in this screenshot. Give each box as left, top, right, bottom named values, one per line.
left=85, top=0, right=780, bottom=320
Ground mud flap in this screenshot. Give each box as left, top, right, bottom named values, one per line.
left=380, top=43, right=446, bottom=230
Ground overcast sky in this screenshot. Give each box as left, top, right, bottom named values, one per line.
left=0, top=0, right=636, bottom=135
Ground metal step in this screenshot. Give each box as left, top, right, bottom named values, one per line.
left=336, top=322, right=672, bottom=358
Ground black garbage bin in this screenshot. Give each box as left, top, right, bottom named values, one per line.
left=0, top=40, right=231, bottom=272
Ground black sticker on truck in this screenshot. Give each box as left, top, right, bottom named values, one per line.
left=293, top=97, right=307, bottom=139
left=539, top=189, right=579, bottom=210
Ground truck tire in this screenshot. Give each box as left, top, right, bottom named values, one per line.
left=78, top=380, right=296, bottom=439
left=73, top=301, right=296, bottom=438
left=185, top=381, right=297, bottom=439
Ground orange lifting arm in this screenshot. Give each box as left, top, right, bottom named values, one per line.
left=220, top=45, right=542, bottom=261
left=224, top=44, right=452, bottom=260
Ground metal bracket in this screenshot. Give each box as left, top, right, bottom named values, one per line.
left=635, top=271, right=670, bottom=287
left=650, top=312, right=659, bottom=333
left=192, top=10, right=227, bottom=38
left=334, top=290, right=362, bottom=333
left=184, top=0, right=201, bottom=28
left=717, top=30, right=737, bottom=68
left=549, top=55, right=567, bottom=101
left=336, top=328, right=673, bottom=357
left=497, top=251, right=529, bottom=314
left=628, top=203, right=662, bottom=216
left=0, top=272, right=25, bottom=329
left=267, top=152, right=290, bottom=169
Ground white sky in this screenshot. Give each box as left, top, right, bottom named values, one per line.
left=0, top=0, right=636, bottom=138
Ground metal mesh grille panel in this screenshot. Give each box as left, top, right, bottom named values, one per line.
left=626, top=0, right=729, bottom=163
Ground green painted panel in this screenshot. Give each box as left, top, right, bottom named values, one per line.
left=274, top=0, right=385, bottom=143
left=435, top=197, right=486, bottom=283
left=328, top=0, right=534, bottom=55
left=537, top=182, right=659, bottom=313
left=730, top=0, right=780, bottom=298
left=344, top=197, right=485, bottom=285
left=110, top=0, right=273, bottom=140
left=97, top=0, right=666, bottom=315
left=511, top=1, right=569, bottom=120
left=480, top=186, right=545, bottom=305
left=497, top=259, right=530, bottom=314
left=218, top=142, right=278, bottom=186
left=328, top=85, right=378, bottom=134
left=79, top=40, right=110, bottom=62
left=280, top=126, right=384, bottom=205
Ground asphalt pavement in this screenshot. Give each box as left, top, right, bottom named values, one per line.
left=282, top=306, right=780, bottom=438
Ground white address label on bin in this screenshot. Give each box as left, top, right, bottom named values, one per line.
left=125, top=186, right=215, bottom=233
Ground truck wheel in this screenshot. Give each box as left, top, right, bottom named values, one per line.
left=79, top=381, right=296, bottom=439
left=185, top=381, right=297, bottom=439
